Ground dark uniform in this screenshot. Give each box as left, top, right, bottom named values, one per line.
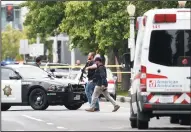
left=86, top=57, right=120, bottom=112
left=33, top=56, right=41, bottom=68
left=85, top=60, right=100, bottom=110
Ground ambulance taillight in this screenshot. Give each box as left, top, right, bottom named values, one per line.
left=143, top=16, right=147, bottom=26
left=136, top=20, right=139, bottom=30
left=140, top=65, right=147, bottom=92
left=154, top=14, right=176, bottom=23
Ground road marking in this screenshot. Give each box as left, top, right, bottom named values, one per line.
left=22, top=115, right=44, bottom=122
left=47, top=123, right=54, bottom=125
left=56, top=126, right=67, bottom=129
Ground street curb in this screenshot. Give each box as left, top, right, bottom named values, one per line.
left=116, top=96, right=130, bottom=103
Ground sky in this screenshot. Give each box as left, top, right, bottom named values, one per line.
left=1, top=1, right=24, bottom=6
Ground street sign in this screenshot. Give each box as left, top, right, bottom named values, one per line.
left=19, top=39, right=29, bottom=54
left=29, top=44, right=44, bottom=57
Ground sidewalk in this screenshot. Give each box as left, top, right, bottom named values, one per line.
left=116, top=95, right=130, bottom=102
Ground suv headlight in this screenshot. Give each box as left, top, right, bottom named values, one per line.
left=48, top=85, right=65, bottom=92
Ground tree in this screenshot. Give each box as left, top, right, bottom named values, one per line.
left=2, top=25, right=28, bottom=60
left=22, top=1, right=191, bottom=90
left=21, top=1, right=66, bottom=60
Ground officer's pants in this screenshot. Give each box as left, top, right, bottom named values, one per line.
left=90, top=85, right=117, bottom=108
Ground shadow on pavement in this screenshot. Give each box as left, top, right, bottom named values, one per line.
left=6, top=109, right=85, bottom=112
left=148, top=127, right=191, bottom=130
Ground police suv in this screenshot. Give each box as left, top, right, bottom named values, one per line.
left=123, top=8, right=191, bottom=129
left=1, top=65, right=87, bottom=111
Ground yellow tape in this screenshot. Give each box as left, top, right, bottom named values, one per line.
left=111, top=72, right=131, bottom=74
left=40, top=65, right=122, bottom=68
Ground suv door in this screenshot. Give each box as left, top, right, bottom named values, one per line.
left=1, top=68, right=22, bottom=103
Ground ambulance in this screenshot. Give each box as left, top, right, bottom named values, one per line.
left=123, top=8, right=191, bottom=129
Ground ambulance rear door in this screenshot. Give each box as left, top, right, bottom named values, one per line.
left=145, top=11, right=191, bottom=103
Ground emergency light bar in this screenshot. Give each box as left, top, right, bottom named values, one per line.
left=154, top=14, right=176, bottom=23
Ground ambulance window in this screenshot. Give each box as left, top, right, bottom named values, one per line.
left=1, top=68, right=17, bottom=80
left=149, top=30, right=191, bottom=66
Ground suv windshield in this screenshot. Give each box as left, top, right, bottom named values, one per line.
left=17, top=66, right=49, bottom=79
left=149, top=30, right=191, bottom=66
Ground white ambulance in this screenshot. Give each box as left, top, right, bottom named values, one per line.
left=123, top=8, right=191, bottom=129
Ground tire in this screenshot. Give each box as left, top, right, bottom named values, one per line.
left=65, top=103, right=83, bottom=110
left=1, top=104, right=11, bottom=111
left=137, top=119, right=149, bottom=129
left=137, top=110, right=149, bottom=129
left=179, top=117, right=191, bottom=125
left=29, top=88, right=49, bottom=110
left=170, top=116, right=179, bottom=124
left=130, top=99, right=137, bottom=128
left=131, top=120, right=137, bottom=128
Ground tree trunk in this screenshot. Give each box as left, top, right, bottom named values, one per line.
left=107, top=50, right=116, bottom=73
left=113, top=48, right=130, bottom=91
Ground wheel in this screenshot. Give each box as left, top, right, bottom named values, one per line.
left=179, top=117, right=191, bottom=125
left=137, top=110, right=149, bottom=129
left=131, top=120, right=137, bottom=128
left=65, top=103, right=83, bottom=110
left=137, top=119, right=149, bottom=129
left=1, top=104, right=11, bottom=111
left=130, top=99, right=137, bottom=128
left=29, top=88, right=49, bottom=110
left=170, top=116, right=179, bottom=124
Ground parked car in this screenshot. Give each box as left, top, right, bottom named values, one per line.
left=67, top=70, right=88, bottom=86
left=42, top=63, right=71, bottom=79
left=68, top=68, right=118, bottom=100
left=1, top=64, right=87, bottom=111
left=100, top=68, right=118, bottom=100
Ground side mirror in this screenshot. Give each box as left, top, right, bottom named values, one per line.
left=9, top=75, right=20, bottom=80
left=50, top=69, right=55, bottom=72
left=122, top=53, right=131, bottom=70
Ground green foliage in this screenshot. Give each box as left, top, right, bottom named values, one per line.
left=2, top=25, right=27, bottom=60
left=23, top=1, right=191, bottom=56
left=21, top=1, right=65, bottom=42
left=60, top=1, right=130, bottom=55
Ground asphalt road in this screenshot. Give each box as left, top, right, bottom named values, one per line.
left=2, top=101, right=191, bottom=131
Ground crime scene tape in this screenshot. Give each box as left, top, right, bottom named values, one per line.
left=40, top=65, right=123, bottom=68
left=40, top=65, right=131, bottom=74
left=112, top=72, right=131, bottom=74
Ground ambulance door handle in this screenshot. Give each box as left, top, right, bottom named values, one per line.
left=187, top=77, right=191, bottom=79
left=157, top=69, right=161, bottom=73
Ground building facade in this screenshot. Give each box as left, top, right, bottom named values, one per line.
left=1, top=1, right=87, bottom=64
left=1, top=1, right=27, bottom=31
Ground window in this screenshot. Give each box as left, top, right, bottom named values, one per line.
left=16, top=66, right=49, bottom=79
left=149, top=30, right=191, bottom=66
left=1, top=68, right=17, bottom=80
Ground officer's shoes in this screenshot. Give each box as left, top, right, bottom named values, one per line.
left=94, top=108, right=100, bottom=111
left=85, top=108, right=95, bottom=112
left=112, top=105, right=120, bottom=112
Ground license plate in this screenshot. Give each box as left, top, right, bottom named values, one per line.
left=74, top=95, right=80, bottom=100
left=159, top=96, right=173, bottom=103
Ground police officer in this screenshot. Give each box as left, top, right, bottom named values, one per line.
left=85, top=57, right=120, bottom=112
left=84, top=52, right=100, bottom=111
left=34, top=56, right=41, bottom=68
